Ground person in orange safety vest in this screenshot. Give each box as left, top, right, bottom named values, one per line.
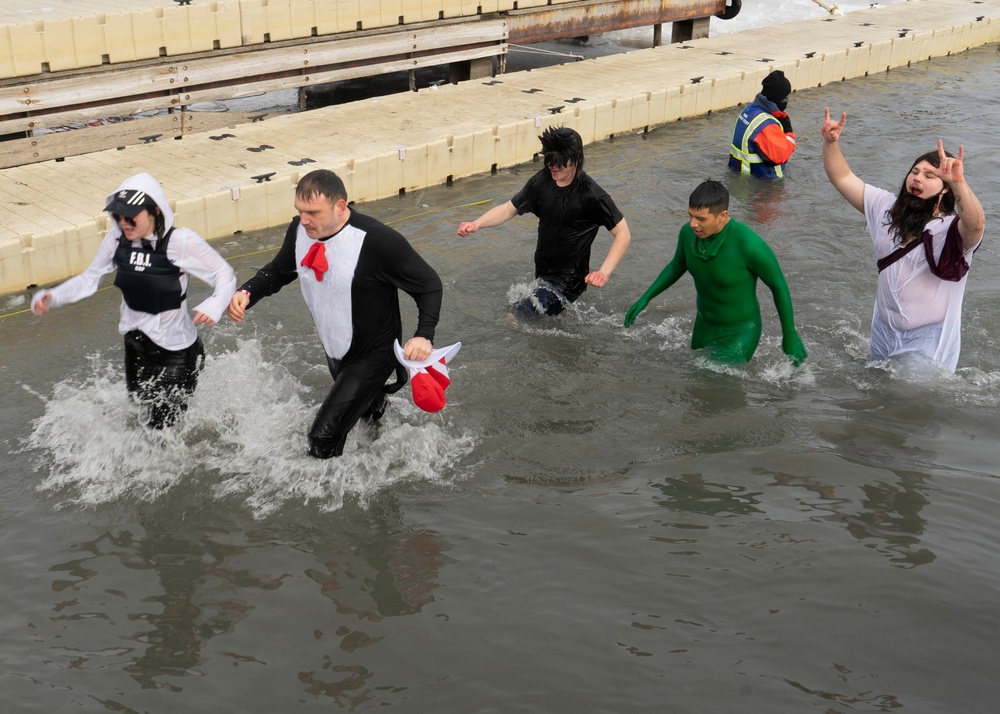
left=728, top=70, right=796, bottom=179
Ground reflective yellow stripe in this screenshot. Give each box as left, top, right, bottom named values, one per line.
left=730, top=110, right=779, bottom=174
left=740, top=112, right=773, bottom=158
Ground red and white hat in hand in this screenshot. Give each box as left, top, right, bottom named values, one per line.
left=393, top=340, right=462, bottom=413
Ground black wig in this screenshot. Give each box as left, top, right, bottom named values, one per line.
left=539, top=127, right=584, bottom=172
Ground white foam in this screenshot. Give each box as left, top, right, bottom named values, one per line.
left=24, top=339, right=475, bottom=515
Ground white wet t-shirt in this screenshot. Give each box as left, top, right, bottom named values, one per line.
left=863, top=185, right=983, bottom=372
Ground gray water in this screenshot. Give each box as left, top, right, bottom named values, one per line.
left=2, top=43, right=999, bottom=713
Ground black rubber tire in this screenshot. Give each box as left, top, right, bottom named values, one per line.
left=716, top=0, right=742, bottom=21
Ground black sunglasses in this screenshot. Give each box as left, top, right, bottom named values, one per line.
left=112, top=213, right=137, bottom=228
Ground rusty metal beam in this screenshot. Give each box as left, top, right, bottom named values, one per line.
left=504, top=0, right=725, bottom=46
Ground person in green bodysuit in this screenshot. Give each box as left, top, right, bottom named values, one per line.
left=624, top=180, right=807, bottom=366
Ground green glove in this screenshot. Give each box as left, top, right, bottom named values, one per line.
left=783, top=331, right=807, bottom=367
left=624, top=297, right=649, bottom=327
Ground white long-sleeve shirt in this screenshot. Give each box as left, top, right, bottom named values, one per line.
left=32, top=227, right=236, bottom=351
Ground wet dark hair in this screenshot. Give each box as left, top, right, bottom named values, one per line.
left=887, top=150, right=955, bottom=245
left=540, top=127, right=584, bottom=172
left=153, top=207, right=166, bottom=240
left=296, top=169, right=348, bottom=205
left=688, top=179, right=729, bottom=214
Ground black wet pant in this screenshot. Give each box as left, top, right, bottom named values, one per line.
left=510, top=283, right=582, bottom=320
left=124, top=330, right=204, bottom=429
left=307, top=350, right=395, bottom=459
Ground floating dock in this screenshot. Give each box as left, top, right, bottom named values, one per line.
left=1, top=0, right=998, bottom=297
left=0, top=0, right=719, bottom=163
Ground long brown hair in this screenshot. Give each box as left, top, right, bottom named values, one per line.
left=886, top=150, right=955, bottom=245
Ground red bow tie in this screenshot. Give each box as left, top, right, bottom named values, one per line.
left=301, top=241, right=329, bottom=281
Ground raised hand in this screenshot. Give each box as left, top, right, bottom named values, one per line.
left=821, top=107, right=846, bottom=143
left=933, top=139, right=966, bottom=185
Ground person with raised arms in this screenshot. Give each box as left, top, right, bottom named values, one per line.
left=821, top=108, right=985, bottom=372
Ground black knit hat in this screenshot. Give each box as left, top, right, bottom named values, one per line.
left=761, top=70, right=792, bottom=103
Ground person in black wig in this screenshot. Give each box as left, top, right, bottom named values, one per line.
left=457, top=126, right=631, bottom=319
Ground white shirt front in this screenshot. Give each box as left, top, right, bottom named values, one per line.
left=295, top=221, right=365, bottom=360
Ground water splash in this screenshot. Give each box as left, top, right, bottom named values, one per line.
left=619, top=314, right=689, bottom=350
left=24, top=353, right=191, bottom=504
left=23, top=339, right=475, bottom=515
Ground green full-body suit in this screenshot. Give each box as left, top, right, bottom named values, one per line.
left=624, top=219, right=807, bottom=365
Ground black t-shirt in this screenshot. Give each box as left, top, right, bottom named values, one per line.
left=511, top=169, right=624, bottom=296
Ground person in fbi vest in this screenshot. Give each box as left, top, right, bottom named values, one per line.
left=31, top=173, right=237, bottom=428
left=728, top=70, right=797, bottom=179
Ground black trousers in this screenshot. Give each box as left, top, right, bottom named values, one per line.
left=307, top=350, right=396, bottom=459
left=123, top=330, right=204, bottom=429
left=510, top=281, right=582, bottom=319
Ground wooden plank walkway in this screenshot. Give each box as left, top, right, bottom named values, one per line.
left=2, top=0, right=999, bottom=295
left=0, top=0, right=504, bottom=76
left=0, top=0, right=625, bottom=78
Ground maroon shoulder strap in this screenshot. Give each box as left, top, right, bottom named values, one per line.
left=923, top=216, right=969, bottom=282
left=876, top=235, right=922, bottom=273
left=877, top=217, right=969, bottom=282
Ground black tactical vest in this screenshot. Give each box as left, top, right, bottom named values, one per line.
left=113, top=228, right=185, bottom=314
